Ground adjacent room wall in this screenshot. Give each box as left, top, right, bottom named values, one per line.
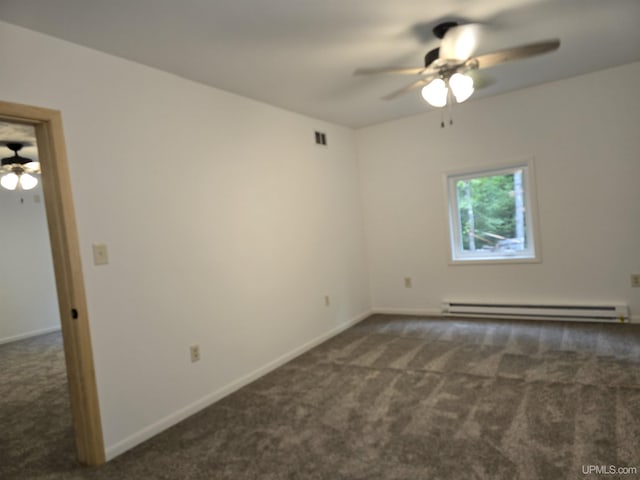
left=0, top=21, right=371, bottom=458
left=0, top=185, right=60, bottom=343
left=357, top=61, right=640, bottom=319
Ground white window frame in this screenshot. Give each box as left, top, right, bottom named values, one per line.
left=445, top=159, right=541, bottom=265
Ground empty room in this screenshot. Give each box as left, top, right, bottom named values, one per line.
left=1, top=1, right=639, bottom=479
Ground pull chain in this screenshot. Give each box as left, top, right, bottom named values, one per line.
left=440, top=88, right=455, bottom=128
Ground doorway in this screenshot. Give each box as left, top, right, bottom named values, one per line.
left=0, top=101, right=105, bottom=466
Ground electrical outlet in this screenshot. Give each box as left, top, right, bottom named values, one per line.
left=324, top=295, right=330, bottom=306
left=190, top=345, right=200, bottom=363
left=404, top=277, right=412, bottom=288
left=632, top=274, right=640, bottom=288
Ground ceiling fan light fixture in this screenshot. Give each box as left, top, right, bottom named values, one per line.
left=449, top=72, right=474, bottom=103
left=421, top=78, right=448, bottom=108
left=19, top=172, right=38, bottom=190
left=0, top=142, right=40, bottom=191
left=1, top=172, right=20, bottom=190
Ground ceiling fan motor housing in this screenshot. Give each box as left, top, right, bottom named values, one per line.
left=432, top=21, right=458, bottom=39
left=425, top=22, right=459, bottom=67
left=1, top=142, right=31, bottom=166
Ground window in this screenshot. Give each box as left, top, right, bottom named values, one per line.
left=446, top=160, right=540, bottom=263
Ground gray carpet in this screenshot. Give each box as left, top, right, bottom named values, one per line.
left=2, top=315, right=639, bottom=479
left=0, top=331, right=79, bottom=478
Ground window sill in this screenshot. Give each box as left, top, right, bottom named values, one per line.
left=448, top=255, right=542, bottom=266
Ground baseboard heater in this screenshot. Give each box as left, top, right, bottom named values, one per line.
left=442, top=301, right=630, bottom=323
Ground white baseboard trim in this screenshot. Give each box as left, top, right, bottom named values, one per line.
left=105, top=309, right=371, bottom=461
left=0, top=325, right=61, bottom=345
left=371, top=307, right=442, bottom=317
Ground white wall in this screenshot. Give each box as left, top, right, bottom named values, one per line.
left=0, top=21, right=370, bottom=458
left=0, top=184, right=60, bottom=343
left=357, top=61, right=640, bottom=319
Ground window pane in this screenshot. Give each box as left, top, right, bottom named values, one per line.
left=449, top=167, right=535, bottom=259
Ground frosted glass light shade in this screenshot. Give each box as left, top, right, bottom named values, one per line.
left=20, top=173, right=38, bottom=190
left=25, top=161, right=40, bottom=171
left=1, top=172, right=19, bottom=190
left=449, top=73, right=474, bottom=103
left=421, top=78, right=448, bottom=108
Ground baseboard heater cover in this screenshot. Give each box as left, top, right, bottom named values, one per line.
left=442, top=301, right=630, bottom=322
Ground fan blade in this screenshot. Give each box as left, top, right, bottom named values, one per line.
left=24, top=161, right=41, bottom=174
left=440, top=23, right=484, bottom=60
left=1, top=153, right=32, bottom=166
left=354, top=66, right=427, bottom=76
left=382, top=76, right=437, bottom=100
left=471, top=39, right=560, bottom=70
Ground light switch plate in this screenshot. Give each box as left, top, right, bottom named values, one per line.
left=92, top=243, right=109, bottom=265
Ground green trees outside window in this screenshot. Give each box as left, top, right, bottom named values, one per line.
left=456, top=170, right=525, bottom=252
left=446, top=161, right=539, bottom=263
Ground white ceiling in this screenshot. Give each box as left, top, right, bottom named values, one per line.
left=1, top=0, right=639, bottom=128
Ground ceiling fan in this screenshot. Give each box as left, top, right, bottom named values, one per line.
left=355, top=21, right=560, bottom=117
left=1, top=142, right=41, bottom=191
